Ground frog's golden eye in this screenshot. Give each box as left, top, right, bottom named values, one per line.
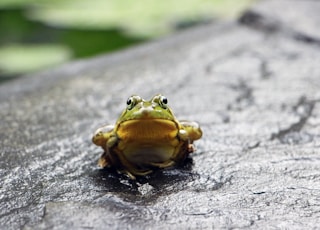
left=159, top=95, right=168, bottom=109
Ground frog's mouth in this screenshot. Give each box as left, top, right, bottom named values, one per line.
left=117, top=119, right=178, bottom=141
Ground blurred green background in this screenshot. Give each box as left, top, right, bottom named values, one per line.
left=0, top=0, right=255, bottom=81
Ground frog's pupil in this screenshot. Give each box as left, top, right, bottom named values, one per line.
left=127, top=98, right=132, bottom=105
left=162, top=97, right=168, bottom=104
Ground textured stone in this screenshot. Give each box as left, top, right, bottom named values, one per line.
left=240, top=0, right=320, bottom=42
left=1, top=0, right=320, bottom=229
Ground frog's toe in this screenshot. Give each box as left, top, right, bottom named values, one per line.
left=118, top=170, right=136, bottom=180
left=119, top=169, right=153, bottom=180
left=98, top=153, right=112, bottom=168
left=150, top=160, right=175, bottom=168
left=187, top=143, right=196, bottom=153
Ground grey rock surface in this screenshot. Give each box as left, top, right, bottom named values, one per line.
left=240, top=0, right=320, bottom=41
left=1, top=0, right=320, bottom=229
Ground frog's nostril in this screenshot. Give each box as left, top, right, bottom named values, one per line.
left=138, top=107, right=153, bottom=118
left=141, top=108, right=149, bottom=115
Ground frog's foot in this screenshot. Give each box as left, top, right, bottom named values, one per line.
left=118, top=170, right=136, bottom=180
left=98, top=152, right=112, bottom=168
left=150, top=160, right=175, bottom=168
left=119, top=168, right=153, bottom=180
left=187, top=143, right=195, bottom=153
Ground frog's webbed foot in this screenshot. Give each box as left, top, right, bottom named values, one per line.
left=98, top=151, right=112, bottom=168
left=187, top=143, right=195, bottom=153
left=118, top=169, right=153, bottom=180
left=98, top=144, right=118, bottom=168
left=150, top=160, right=175, bottom=168
left=120, top=170, right=136, bottom=180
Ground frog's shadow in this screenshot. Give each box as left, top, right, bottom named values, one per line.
left=89, top=157, right=196, bottom=202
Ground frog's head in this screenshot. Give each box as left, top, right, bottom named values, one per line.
left=117, top=94, right=177, bottom=123
left=115, top=94, right=179, bottom=141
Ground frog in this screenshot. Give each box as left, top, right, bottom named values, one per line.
left=92, top=94, right=202, bottom=179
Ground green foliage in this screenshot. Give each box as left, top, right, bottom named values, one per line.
left=0, top=0, right=255, bottom=78
left=0, top=44, right=71, bottom=76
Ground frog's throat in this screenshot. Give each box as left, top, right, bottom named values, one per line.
left=117, top=119, right=178, bottom=142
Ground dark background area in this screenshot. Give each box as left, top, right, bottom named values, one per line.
left=0, top=0, right=254, bottom=80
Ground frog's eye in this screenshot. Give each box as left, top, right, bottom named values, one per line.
left=126, top=97, right=135, bottom=110
left=127, top=98, right=132, bottom=106
left=127, top=96, right=142, bottom=110
left=159, top=96, right=168, bottom=109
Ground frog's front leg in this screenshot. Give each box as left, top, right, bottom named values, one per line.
left=92, top=124, right=118, bottom=168
left=178, top=120, right=202, bottom=154
left=178, top=120, right=202, bottom=141
left=92, top=124, right=115, bottom=148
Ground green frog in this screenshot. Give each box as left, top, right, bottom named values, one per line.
left=92, top=94, right=202, bottom=179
